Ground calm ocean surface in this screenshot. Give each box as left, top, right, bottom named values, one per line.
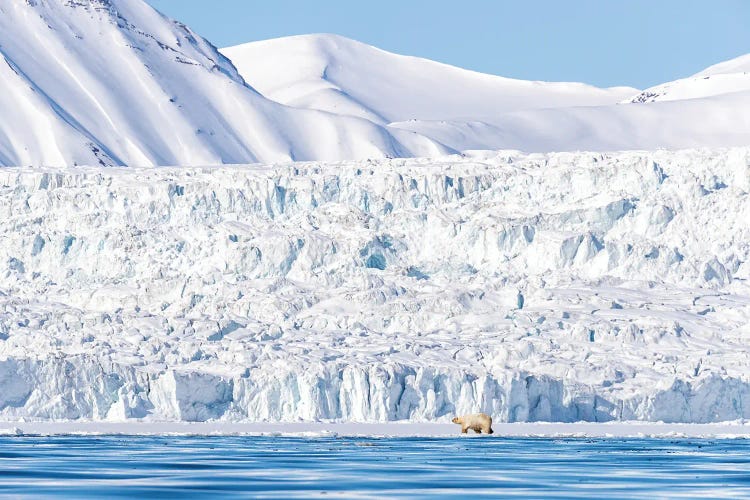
left=0, top=435, right=748, bottom=498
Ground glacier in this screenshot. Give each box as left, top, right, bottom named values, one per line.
left=1, top=148, right=749, bottom=423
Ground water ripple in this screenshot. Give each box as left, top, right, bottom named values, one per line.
left=0, top=436, right=748, bottom=498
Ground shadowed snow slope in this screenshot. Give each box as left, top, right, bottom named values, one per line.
left=1, top=149, right=749, bottom=422
left=224, top=36, right=750, bottom=153
left=0, top=0, right=447, bottom=167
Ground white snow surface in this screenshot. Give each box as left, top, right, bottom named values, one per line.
left=1, top=148, right=750, bottom=423
left=626, top=52, right=750, bottom=104
left=221, top=34, right=636, bottom=125
left=3, top=0, right=750, bottom=167
left=3, top=421, right=750, bottom=439
left=0, top=0, right=447, bottom=167
left=696, top=53, right=750, bottom=77
left=223, top=35, right=750, bottom=153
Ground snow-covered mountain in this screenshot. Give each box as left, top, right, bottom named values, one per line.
left=3, top=0, right=750, bottom=167
left=698, top=53, right=750, bottom=77
left=224, top=36, right=750, bottom=153
left=221, top=34, right=636, bottom=124
left=627, top=53, right=750, bottom=103
left=0, top=0, right=447, bottom=167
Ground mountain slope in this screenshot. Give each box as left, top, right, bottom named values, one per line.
left=2, top=1, right=749, bottom=166
left=0, top=0, right=447, bottom=167
left=391, top=91, right=750, bottom=152
left=696, top=53, right=750, bottom=77
left=627, top=53, right=750, bottom=103
left=0, top=52, right=108, bottom=167
left=224, top=36, right=750, bottom=153
left=221, top=34, right=637, bottom=125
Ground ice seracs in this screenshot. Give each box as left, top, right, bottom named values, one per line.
left=1, top=148, right=749, bottom=423
left=2, top=0, right=750, bottom=426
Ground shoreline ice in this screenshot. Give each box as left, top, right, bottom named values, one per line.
left=1, top=421, right=749, bottom=439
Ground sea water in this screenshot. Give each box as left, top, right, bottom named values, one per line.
left=0, top=436, right=748, bottom=498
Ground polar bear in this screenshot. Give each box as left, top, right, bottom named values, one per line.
left=452, top=413, right=494, bottom=434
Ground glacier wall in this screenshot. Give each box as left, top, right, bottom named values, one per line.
left=1, top=148, right=750, bottom=422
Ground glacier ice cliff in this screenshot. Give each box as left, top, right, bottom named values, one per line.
left=1, top=148, right=749, bottom=423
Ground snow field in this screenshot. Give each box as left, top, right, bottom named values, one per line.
left=3, top=0, right=750, bottom=168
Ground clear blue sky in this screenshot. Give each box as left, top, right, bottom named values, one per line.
left=146, top=0, right=749, bottom=89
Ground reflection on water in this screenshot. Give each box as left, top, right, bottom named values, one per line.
left=0, top=435, right=748, bottom=498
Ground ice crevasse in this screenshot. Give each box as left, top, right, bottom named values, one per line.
left=1, top=148, right=749, bottom=423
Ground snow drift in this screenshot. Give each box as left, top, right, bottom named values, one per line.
left=1, top=149, right=749, bottom=422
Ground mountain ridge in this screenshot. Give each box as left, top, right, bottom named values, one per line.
left=1, top=0, right=749, bottom=166
left=627, top=51, right=750, bottom=104
left=221, top=33, right=637, bottom=125
left=222, top=34, right=750, bottom=153
left=0, top=0, right=448, bottom=167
